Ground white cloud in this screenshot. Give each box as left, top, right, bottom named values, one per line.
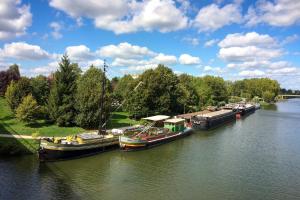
left=50, top=22, right=63, bottom=39
left=204, top=39, right=218, bottom=47
left=267, top=67, right=298, bottom=75
left=193, top=3, right=242, bottom=32
left=218, top=32, right=277, bottom=48
left=179, top=54, right=200, bottom=65
left=245, top=0, right=300, bottom=27
left=0, top=42, right=50, bottom=60
left=219, top=46, right=282, bottom=62
left=203, top=65, right=222, bottom=73
left=281, top=34, right=299, bottom=45
left=28, top=61, right=58, bottom=76
left=98, top=42, right=155, bottom=59
left=239, top=70, right=265, bottom=77
left=66, top=45, right=95, bottom=62
left=182, top=37, right=199, bottom=46
left=0, top=0, right=32, bottom=40
left=50, top=0, right=188, bottom=34
left=152, top=53, right=177, bottom=65
left=218, top=32, right=282, bottom=62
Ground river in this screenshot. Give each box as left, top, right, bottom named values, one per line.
left=1, top=99, right=300, bottom=200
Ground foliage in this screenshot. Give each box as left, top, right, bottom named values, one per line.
left=75, top=66, right=111, bottom=128
left=262, top=91, right=275, bottom=103
left=48, top=55, right=80, bottom=126
left=16, top=94, right=40, bottom=123
left=5, top=77, right=32, bottom=111
left=30, top=75, right=50, bottom=105
left=113, top=74, right=135, bottom=105
left=126, top=65, right=182, bottom=118
left=0, top=64, right=20, bottom=96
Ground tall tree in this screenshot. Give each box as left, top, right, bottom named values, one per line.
left=75, top=66, right=111, bottom=128
left=30, top=75, right=50, bottom=105
left=48, top=55, right=80, bottom=126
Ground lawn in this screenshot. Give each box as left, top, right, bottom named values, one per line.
left=0, top=97, right=138, bottom=137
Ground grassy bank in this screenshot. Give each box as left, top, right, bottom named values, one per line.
left=0, top=97, right=139, bottom=155
left=0, top=97, right=139, bottom=137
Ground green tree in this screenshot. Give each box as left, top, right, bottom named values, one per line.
left=75, top=66, right=111, bottom=128
left=5, top=77, right=32, bottom=111
left=262, top=91, right=275, bottom=103
left=16, top=94, right=40, bottom=123
left=0, top=64, right=20, bottom=96
left=30, top=75, right=50, bottom=105
left=48, top=55, right=80, bottom=126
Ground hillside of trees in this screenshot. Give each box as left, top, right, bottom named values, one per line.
left=0, top=55, right=281, bottom=128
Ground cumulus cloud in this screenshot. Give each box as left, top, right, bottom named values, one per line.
left=98, top=42, right=155, bottom=59
left=218, top=32, right=277, bottom=48
left=193, top=3, right=242, bottom=32
left=239, top=70, right=265, bottom=77
left=203, top=65, right=223, bottom=73
left=245, top=0, right=300, bottom=27
left=0, top=0, right=32, bottom=40
left=66, top=45, right=95, bottom=62
left=50, top=0, right=188, bottom=34
left=50, top=22, right=63, bottom=39
left=152, top=53, right=177, bottom=65
left=204, top=39, right=219, bottom=47
left=0, top=42, right=50, bottom=60
left=218, top=32, right=282, bottom=62
left=182, top=37, right=199, bottom=46
left=179, top=54, right=201, bottom=65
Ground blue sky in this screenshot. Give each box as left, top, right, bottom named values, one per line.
left=0, top=0, right=300, bottom=89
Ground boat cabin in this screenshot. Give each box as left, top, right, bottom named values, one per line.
left=164, top=118, right=185, bottom=132
left=142, top=115, right=170, bottom=127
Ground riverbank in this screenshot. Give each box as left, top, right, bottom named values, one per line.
left=0, top=97, right=139, bottom=155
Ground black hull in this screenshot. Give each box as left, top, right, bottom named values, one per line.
left=121, top=129, right=193, bottom=151
left=192, top=112, right=236, bottom=130
left=239, top=106, right=255, bottom=116
left=38, top=144, right=119, bottom=162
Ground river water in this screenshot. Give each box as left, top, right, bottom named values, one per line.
left=1, top=99, right=300, bottom=200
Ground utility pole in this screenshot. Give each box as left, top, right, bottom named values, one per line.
left=98, top=60, right=107, bottom=135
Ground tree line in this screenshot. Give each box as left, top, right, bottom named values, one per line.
left=0, top=55, right=281, bottom=128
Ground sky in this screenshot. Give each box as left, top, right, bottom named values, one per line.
left=0, top=0, right=300, bottom=89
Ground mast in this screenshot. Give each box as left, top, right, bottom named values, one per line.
left=98, top=60, right=107, bottom=135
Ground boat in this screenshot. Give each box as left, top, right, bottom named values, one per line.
left=236, top=103, right=256, bottom=116
left=255, top=103, right=261, bottom=110
left=119, top=115, right=192, bottom=151
left=191, top=109, right=236, bottom=130
left=38, top=61, right=118, bottom=161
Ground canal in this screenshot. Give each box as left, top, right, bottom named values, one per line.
left=1, top=99, right=300, bottom=200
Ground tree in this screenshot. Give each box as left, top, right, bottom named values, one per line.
left=75, top=66, right=111, bottom=128
left=30, top=75, right=50, bottom=105
left=16, top=94, right=40, bottom=123
left=0, top=64, right=20, bottom=96
left=262, top=91, right=275, bottom=103
left=5, top=77, right=32, bottom=111
left=48, top=55, right=80, bottom=126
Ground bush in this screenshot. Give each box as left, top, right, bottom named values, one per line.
left=16, top=94, right=40, bottom=123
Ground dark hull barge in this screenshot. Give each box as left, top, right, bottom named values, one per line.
left=191, top=109, right=236, bottom=130
left=237, top=104, right=256, bottom=116
left=38, top=133, right=119, bottom=162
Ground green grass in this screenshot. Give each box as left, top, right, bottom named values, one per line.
left=0, top=97, right=139, bottom=137
left=107, top=111, right=140, bottom=128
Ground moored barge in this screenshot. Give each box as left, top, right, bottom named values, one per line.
left=237, top=103, right=256, bottom=116
left=191, top=109, right=236, bottom=130
left=119, top=115, right=192, bottom=151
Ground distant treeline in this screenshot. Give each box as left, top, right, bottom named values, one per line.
left=0, top=55, right=281, bottom=128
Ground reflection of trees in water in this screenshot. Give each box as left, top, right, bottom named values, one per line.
left=261, top=104, right=278, bottom=111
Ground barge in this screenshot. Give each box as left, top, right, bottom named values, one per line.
left=119, top=115, right=192, bottom=151
left=38, top=133, right=119, bottom=161
left=237, top=103, right=256, bottom=116
left=191, top=109, right=236, bottom=130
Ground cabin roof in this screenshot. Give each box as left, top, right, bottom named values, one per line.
left=164, top=118, right=185, bottom=123
left=198, top=109, right=232, bottom=118
left=142, top=115, right=170, bottom=121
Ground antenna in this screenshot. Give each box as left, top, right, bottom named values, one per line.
left=98, top=60, right=107, bottom=135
